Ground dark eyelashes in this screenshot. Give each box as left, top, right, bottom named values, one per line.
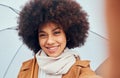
left=54, top=31, right=61, bottom=34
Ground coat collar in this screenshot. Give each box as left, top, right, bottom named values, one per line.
left=19, top=56, right=90, bottom=78
left=19, top=56, right=39, bottom=78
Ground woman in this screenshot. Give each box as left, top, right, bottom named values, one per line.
left=17, top=0, right=102, bottom=78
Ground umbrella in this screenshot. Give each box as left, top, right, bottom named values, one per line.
left=0, top=0, right=108, bottom=78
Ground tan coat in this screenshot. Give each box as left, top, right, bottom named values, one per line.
left=18, top=57, right=101, bottom=78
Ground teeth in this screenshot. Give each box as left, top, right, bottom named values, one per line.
left=48, top=47, right=57, bottom=50
left=46, top=46, right=59, bottom=53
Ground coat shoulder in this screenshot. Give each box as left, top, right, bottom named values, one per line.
left=20, top=58, right=35, bottom=71
left=76, top=60, right=102, bottom=78
left=17, top=57, right=36, bottom=78
left=76, top=60, right=90, bottom=67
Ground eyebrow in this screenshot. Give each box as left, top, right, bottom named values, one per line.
left=38, top=27, right=61, bottom=33
left=52, top=27, right=61, bottom=31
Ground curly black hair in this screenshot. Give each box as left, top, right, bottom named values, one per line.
left=17, top=0, right=89, bottom=54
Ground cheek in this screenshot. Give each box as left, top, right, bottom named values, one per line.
left=58, top=36, right=67, bottom=45
left=38, top=39, right=44, bottom=47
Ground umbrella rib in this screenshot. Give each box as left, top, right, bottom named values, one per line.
left=89, top=30, right=108, bottom=40
left=3, top=43, right=23, bottom=78
left=0, top=26, right=17, bottom=32
left=0, top=3, right=19, bottom=15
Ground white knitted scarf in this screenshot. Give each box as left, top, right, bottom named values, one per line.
left=36, top=48, right=79, bottom=78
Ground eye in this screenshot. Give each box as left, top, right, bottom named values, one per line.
left=54, top=31, right=60, bottom=34
left=53, top=30, right=61, bottom=35
left=39, top=33, right=47, bottom=38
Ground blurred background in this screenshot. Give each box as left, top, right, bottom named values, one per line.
left=0, top=0, right=108, bottom=78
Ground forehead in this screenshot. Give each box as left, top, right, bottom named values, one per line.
left=38, top=22, right=61, bottom=31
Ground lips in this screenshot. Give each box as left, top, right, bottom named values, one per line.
left=46, top=46, right=59, bottom=53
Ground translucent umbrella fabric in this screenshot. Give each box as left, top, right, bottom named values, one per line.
left=0, top=0, right=108, bottom=78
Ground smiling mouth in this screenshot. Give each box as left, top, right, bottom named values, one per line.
left=46, top=46, right=59, bottom=53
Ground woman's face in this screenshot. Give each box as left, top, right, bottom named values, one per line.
left=38, top=22, right=67, bottom=57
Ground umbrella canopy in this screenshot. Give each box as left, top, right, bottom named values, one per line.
left=0, top=0, right=108, bottom=78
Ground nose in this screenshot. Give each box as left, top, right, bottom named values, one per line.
left=46, top=35, right=55, bottom=45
